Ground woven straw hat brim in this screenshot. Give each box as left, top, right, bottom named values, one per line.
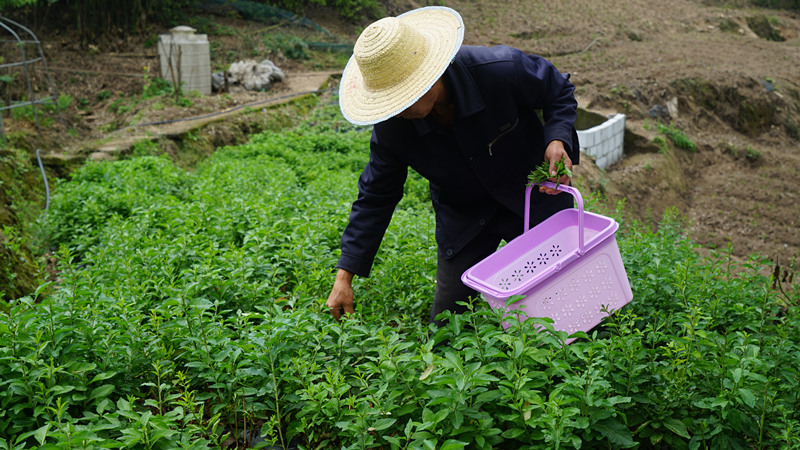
left=339, top=6, right=464, bottom=126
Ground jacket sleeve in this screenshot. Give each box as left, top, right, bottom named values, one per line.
left=336, top=128, right=407, bottom=278
left=511, top=48, right=579, bottom=161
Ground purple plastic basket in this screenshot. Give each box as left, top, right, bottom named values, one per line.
left=461, top=181, right=633, bottom=343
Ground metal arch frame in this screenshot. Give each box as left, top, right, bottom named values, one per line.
left=0, top=16, right=65, bottom=145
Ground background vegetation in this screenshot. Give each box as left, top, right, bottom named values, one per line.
left=0, top=0, right=383, bottom=42
left=0, top=101, right=798, bottom=449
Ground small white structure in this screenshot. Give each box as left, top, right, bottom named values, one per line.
left=577, top=113, right=626, bottom=169
left=158, top=26, right=211, bottom=95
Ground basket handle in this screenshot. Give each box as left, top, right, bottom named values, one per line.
left=525, top=181, right=585, bottom=255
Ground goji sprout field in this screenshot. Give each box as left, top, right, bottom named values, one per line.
left=1, top=101, right=799, bottom=449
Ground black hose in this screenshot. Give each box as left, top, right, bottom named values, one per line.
left=35, top=148, right=50, bottom=213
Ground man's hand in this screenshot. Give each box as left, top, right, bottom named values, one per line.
left=327, top=269, right=355, bottom=321
left=540, top=140, right=573, bottom=195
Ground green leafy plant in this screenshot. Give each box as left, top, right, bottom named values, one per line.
left=263, top=33, right=310, bottom=60
left=142, top=76, right=175, bottom=100
left=657, top=122, right=696, bottom=151
left=746, top=145, right=762, bottom=161
left=270, top=0, right=383, bottom=21
left=526, top=158, right=573, bottom=188
left=1, top=104, right=797, bottom=449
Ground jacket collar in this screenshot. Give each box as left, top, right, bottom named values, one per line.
left=411, top=48, right=486, bottom=136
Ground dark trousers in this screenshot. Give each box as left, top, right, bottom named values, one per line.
left=429, top=206, right=525, bottom=327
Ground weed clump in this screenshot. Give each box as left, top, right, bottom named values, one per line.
left=657, top=122, right=696, bottom=152
left=746, top=145, right=762, bottom=161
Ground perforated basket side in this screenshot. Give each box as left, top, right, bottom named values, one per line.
left=481, top=236, right=633, bottom=344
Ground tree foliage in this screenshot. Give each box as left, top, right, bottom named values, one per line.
left=264, top=0, right=383, bottom=21
left=0, top=0, right=196, bottom=41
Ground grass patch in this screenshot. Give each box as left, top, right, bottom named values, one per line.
left=657, top=122, right=696, bottom=151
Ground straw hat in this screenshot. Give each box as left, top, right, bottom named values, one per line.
left=339, top=6, right=464, bottom=125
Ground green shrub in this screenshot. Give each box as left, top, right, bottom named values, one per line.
left=746, top=145, right=762, bottom=161
left=657, top=122, right=697, bottom=151
left=6, top=94, right=70, bottom=124
left=4, top=112, right=799, bottom=448
left=270, top=0, right=383, bottom=21
left=263, top=33, right=310, bottom=59
left=142, top=76, right=175, bottom=99
left=42, top=156, right=193, bottom=253
left=188, top=16, right=236, bottom=36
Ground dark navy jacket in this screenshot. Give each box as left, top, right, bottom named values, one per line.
left=337, top=45, right=580, bottom=278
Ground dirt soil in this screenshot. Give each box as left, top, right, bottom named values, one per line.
left=2, top=0, right=800, bottom=278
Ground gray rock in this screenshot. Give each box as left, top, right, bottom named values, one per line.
left=211, top=72, right=225, bottom=91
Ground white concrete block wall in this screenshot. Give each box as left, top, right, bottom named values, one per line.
left=576, top=113, right=626, bottom=169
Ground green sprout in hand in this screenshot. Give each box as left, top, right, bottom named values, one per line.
left=526, top=159, right=572, bottom=189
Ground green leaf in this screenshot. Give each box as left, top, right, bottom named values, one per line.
left=452, top=409, right=463, bottom=429
left=90, top=372, right=118, bottom=384
left=69, top=362, right=97, bottom=374
left=711, top=397, right=729, bottom=408
left=50, top=385, right=75, bottom=395
left=89, top=384, right=115, bottom=400
left=731, top=368, right=742, bottom=385
left=33, top=424, right=50, bottom=445
left=590, top=408, right=612, bottom=422
left=471, top=373, right=500, bottom=383
left=96, top=398, right=111, bottom=415
left=650, top=433, right=663, bottom=445
left=434, top=408, right=449, bottom=424
left=371, top=418, right=396, bottom=431
left=501, top=428, right=525, bottom=439
left=738, top=388, right=756, bottom=408
left=405, top=419, right=414, bottom=437
left=595, top=418, right=635, bottom=448
left=663, top=418, right=690, bottom=439
left=606, top=396, right=631, bottom=406
left=384, top=436, right=402, bottom=446
left=117, top=397, right=131, bottom=411
left=191, top=298, right=214, bottom=309
left=16, top=424, right=50, bottom=445
left=505, top=295, right=526, bottom=308
left=419, top=364, right=434, bottom=381
left=421, top=408, right=435, bottom=424
left=439, top=439, right=469, bottom=450
left=473, top=390, right=503, bottom=405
